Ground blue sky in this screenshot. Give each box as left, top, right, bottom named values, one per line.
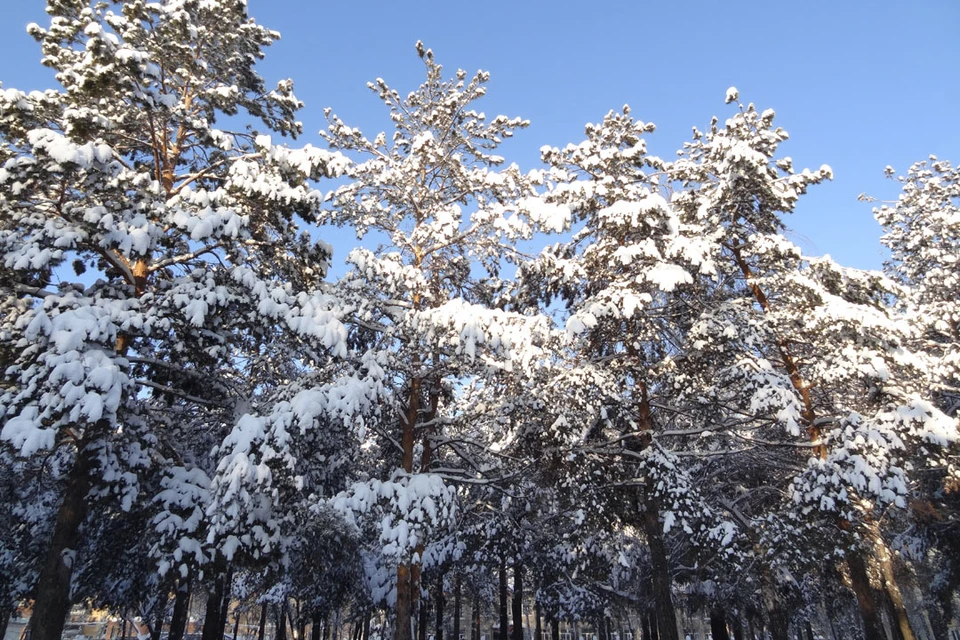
left=1, top=0, right=957, bottom=272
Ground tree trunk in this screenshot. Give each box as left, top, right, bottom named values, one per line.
left=312, top=613, right=323, bottom=640
left=27, top=444, right=93, bottom=640
left=0, top=605, right=11, bottom=640
left=201, top=572, right=227, bottom=640
left=258, top=604, right=268, bottom=640
left=398, top=563, right=415, bottom=640
left=169, top=576, right=192, bottom=640
left=472, top=596, right=481, bottom=640
left=397, top=374, right=422, bottom=640
left=846, top=551, right=883, bottom=640
left=276, top=602, right=288, bottom=640
left=218, top=570, right=233, bottom=640
left=550, top=619, right=559, bottom=640
left=877, top=546, right=915, bottom=640
left=152, top=598, right=166, bottom=640
left=730, top=613, right=743, bottom=640
left=499, top=558, right=509, bottom=640
left=121, top=616, right=129, bottom=640
left=364, top=611, right=372, bottom=640
left=534, top=601, right=542, bottom=640
left=642, top=500, right=678, bottom=640
left=512, top=563, right=524, bottom=640
left=436, top=572, right=446, bottom=640
left=803, top=621, right=815, bottom=640
left=760, top=574, right=789, bottom=640
left=418, top=593, right=429, bottom=640
left=647, top=612, right=659, bottom=640
left=232, top=611, right=242, bottom=640
left=453, top=575, right=462, bottom=640
left=709, top=607, right=730, bottom=640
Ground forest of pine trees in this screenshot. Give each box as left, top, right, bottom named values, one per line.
left=0, top=3, right=958, bottom=640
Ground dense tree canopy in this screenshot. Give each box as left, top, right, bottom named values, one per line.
left=0, top=3, right=957, bottom=640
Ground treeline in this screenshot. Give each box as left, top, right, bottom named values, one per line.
left=0, top=3, right=957, bottom=640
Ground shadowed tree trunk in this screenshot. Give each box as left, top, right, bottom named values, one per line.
left=730, top=613, right=744, bottom=640
left=399, top=562, right=415, bottom=640
left=709, top=607, right=730, bottom=640
left=877, top=546, right=915, bottom=640
left=201, top=569, right=227, bottom=640
left=643, top=500, right=677, bottom=640
left=275, top=602, right=288, bottom=640
left=472, top=596, right=481, bottom=640
left=436, top=572, right=446, bottom=640
left=152, top=598, right=166, bottom=640
left=550, top=619, right=559, bottom=640
left=419, top=592, right=429, bottom=640
left=258, top=604, right=268, bottom=640
left=169, top=575, right=192, bottom=640
left=647, top=612, right=659, bottom=640
left=534, top=601, right=542, bottom=640
left=26, top=436, right=95, bottom=640
left=761, top=574, right=789, bottom=640
left=453, top=575, right=462, bottom=640
left=512, top=563, right=524, bottom=640
left=0, top=605, right=11, bottom=639
left=499, top=558, right=509, bottom=640
left=846, top=551, right=883, bottom=640
left=217, top=569, right=233, bottom=640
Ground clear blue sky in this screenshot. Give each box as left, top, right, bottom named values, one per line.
left=1, top=0, right=957, bottom=272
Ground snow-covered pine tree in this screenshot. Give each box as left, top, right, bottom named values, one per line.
left=320, top=44, right=557, bottom=640
left=874, top=157, right=960, bottom=633
left=0, top=2, right=347, bottom=637
left=669, top=92, right=957, bottom=640
left=518, top=105, right=738, bottom=640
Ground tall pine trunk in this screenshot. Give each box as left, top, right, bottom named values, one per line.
left=0, top=604, right=11, bottom=640
left=418, top=592, right=429, bottom=640
left=499, top=558, right=509, bottom=640
left=232, top=612, right=242, bottom=640
left=642, top=499, right=677, bottom=640
left=218, top=569, right=234, bottom=640
left=436, top=572, right=446, bottom=640
left=398, top=563, right=415, bottom=640
left=169, top=577, right=191, bottom=640
left=152, top=597, right=166, bottom=640
left=453, top=575, right=462, bottom=640
left=396, top=375, right=422, bottom=640
left=512, top=563, right=524, bottom=640
left=876, top=543, right=915, bottom=640
left=760, top=574, right=788, bottom=640
left=258, top=603, right=268, bottom=640
left=27, top=442, right=93, bottom=640
left=709, top=607, right=730, bottom=640
left=729, top=613, right=744, bottom=640
left=846, top=551, right=883, bottom=640
left=275, top=602, right=288, bottom=640
left=201, top=570, right=227, bottom=640
left=472, top=596, right=481, bottom=640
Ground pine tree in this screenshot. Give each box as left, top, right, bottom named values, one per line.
left=320, top=44, right=557, bottom=640
left=0, top=2, right=347, bottom=637
left=669, top=91, right=957, bottom=639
